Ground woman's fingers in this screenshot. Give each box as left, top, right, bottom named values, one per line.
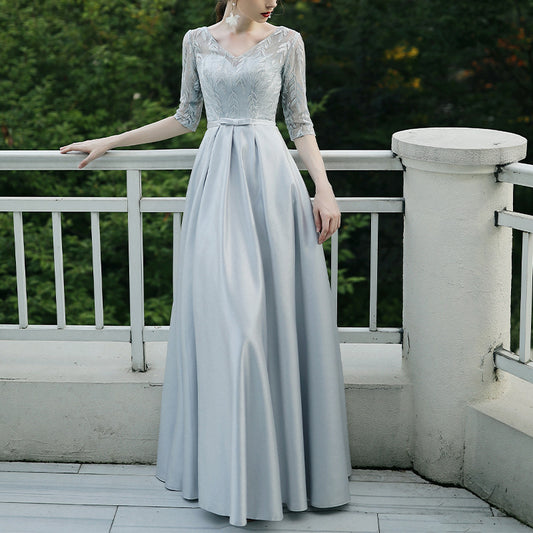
left=314, top=205, right=335, bottom=243
left=319, top=212, right=330, bottom=243
left=59, top=143, right=87, bottom=155
left=59, top=144, right=75, bottom=153
left=312, top=185, right=341, bottom=244
left=59, top=139, right=110, bottom=169
left=317, top=209, right=341, bottom=244
left=313, top=204, right=322, bottom=234
left=60, top=143, right=91, bottom=169
left=79, top=149, right=101, bottom=169
left=62, top=141, right=90, bottom=152
left=319, top=210, right=332, bottom=244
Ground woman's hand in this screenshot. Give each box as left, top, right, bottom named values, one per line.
left=313, top=183, right=341, bottom=244
left=59, top=117, right=190, bottom=169
left=292, top=135, right=341, bottom=244
left=59, top=137, right=115, bottom=169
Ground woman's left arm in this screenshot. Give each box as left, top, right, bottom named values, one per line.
left=281, top=32, right=340, bottom=244
left=294, top=134, right=341, bottom=244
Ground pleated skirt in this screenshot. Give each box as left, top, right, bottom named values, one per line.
left=155, top=121, right=351, bottom=527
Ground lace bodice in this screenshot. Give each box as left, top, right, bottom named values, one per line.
left=174, top=25, right=315, bottom=141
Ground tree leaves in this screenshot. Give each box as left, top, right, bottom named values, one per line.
left=1, top=0, right=532, bottom=330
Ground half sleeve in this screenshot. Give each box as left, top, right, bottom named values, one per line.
left=174, top=29, right=204, bottom=132
left=281, top=32, right=316, bottom=141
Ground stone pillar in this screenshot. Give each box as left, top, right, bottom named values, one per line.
left=393, top=127, right=527, bottom=483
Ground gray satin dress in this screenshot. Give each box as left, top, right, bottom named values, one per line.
left=155, top=25, right=351, bottom=527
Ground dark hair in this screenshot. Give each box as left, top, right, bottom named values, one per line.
left=215, top=0, right=227, bottom=22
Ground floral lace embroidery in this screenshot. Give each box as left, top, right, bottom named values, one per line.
left=174, top=26, right=315, bottom=141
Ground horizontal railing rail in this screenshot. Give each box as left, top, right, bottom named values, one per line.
left=497, top=162, right=533, bottom=188
left=494, top=162, right=533, bottom=384
left=0, top=149, right=404, bottom=171
left=0, top=149, right=404, bottom=370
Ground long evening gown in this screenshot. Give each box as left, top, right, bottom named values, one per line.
left=155, top=25, right=351, bottom=527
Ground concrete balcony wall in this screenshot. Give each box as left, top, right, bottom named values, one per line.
left=342, top=344, right=412, bottom=468
left=0, top=341, right=164, bottom=464
left=0, top=341, right=411, bottom=467
left=393, top=127, right=533, bottom=528
left=464, top=374, right=533, bottom=527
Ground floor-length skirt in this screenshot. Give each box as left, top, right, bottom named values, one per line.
left=155, top=121, right=351, bottom=527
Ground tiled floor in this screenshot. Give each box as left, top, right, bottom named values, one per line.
left=0, top=462, right=531, bottom=532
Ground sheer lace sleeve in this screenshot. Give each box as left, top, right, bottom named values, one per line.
left=174, top=29, right=204, bottom=132
left=281, top=32, right=316, bottom=141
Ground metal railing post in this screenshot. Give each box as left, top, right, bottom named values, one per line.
left=51, top=212, right=66, bottom=329
left=369, top=213, right=379, bottom=331
left=13, top=212, right=28, bottom=328
left=127, top=170, right=146, bottom=371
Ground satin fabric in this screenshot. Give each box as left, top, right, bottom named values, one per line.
left=155, top=26, right=351, bottom=528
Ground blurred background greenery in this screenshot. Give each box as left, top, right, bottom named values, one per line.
left=1, top=0, right=532, bottom=343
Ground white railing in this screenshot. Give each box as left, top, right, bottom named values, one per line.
left=495, top=161, right=533, bottom=383
left=0, top=150, right=404, bottom=370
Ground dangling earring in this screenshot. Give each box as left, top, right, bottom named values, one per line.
left=225, top=1, right=240, bottom=31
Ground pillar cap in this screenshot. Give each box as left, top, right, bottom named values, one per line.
left=392, top=127, right=527, bottom=166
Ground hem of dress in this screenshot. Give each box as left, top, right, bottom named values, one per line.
left=309, top=474, right=351, bottom=509
left=155, top=472, right=199, bottom=500
left=204, top=502, right=285, bottom=527
left=309, top=496, right=351, bottom=509
left=155, top=473, right=317, bottom=526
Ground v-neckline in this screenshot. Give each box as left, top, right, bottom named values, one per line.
left=204, top=26, right=281, bottom=60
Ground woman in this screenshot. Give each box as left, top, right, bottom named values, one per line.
left=60, top=0, right=351, bottom=526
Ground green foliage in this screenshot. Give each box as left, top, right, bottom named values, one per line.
left=284, top=0, right=533, bottom=152
left=1, top=0, right=532, bottom=332
left=0, top=0, right=213, bottom=325
left=281, top=0, right=533, bottom=330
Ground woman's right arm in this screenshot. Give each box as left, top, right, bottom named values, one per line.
left=59, top=117, right=191, bottom=169
left=61, top=29, right=203, bottom=169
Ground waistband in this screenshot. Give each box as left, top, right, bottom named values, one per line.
left=207, top=118, right=276, bottom=128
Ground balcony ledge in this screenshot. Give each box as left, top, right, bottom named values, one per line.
left=0, top=340, right=409, bottom=469
left=464, top=375, right=533, bottom=527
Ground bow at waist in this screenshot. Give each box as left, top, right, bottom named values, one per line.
left=207, top=118, right=276, bottom=128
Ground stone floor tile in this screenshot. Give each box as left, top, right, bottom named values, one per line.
left=349, top=469, right=430, bottom=484
left=378, top=513, right=533, bottom=532
left=0, top=462, right=80, bottom=474
left=0, top=471, right=196, bottom=508
left=110, top=506, right=378, bottom=532
left=347, top=480, right=491, bottom=515
left=79, top=464, right=156, bottom=476
left=0, top=502, right=115, bottom=533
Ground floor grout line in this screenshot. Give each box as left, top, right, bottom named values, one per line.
left=108, top=505, right=118, bottom=533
